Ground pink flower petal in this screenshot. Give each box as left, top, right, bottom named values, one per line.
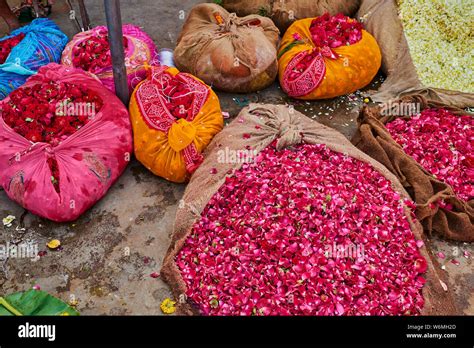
left=450, top=259, right=460, bottom=266
left=416, top=240, right=424, bottom=248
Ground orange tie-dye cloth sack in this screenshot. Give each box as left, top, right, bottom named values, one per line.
left=278, top=13, right=381, bottom=100
left=129, top=66, right=224, bottom=183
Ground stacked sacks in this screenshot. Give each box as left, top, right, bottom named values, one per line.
left=129, top=66, right=223, bottom=183
left=173, top=3, right=279, bottom=93
left=0, top=64, right=133, bottom=222
left=61, top=24, right=158, bottom=95
left=220, top=0, right=360, bottom=32
left=0, top=18, right=68, bottom=100
left=278, top=13, right=381, bottom=100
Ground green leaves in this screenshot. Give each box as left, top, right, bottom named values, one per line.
left=0, top=290, right=79, bottom=316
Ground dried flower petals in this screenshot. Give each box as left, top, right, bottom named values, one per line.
left=399, top=0, right=473, bottom=93
left=416, top=240, right=424, bottom=248
left=176, top=142, right=426, bottom=316
left=439, top=280, right=448, bottom=292
left=450, top=259, right=460, bottom=266
left=386, top=108, right=474, bottom=201
left=46, top=239, right=61, bottom=250
left=2, top=215, right=15, bottom=227
left=309, top=13, right=363, bottom=49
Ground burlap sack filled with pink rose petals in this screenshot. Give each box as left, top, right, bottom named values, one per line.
left=220, top=0, right=360, bottom=32
left=161, top=103, right=457, bottom=316
left=352, top=94, right=474, bottom=242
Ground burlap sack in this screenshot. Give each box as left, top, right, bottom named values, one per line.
left=357, top=0, right=474, bottom=108
left=352, top=94, right=474, bottom=242
left=161, top=103, right=457, bottom=315
left=174, top=3, right=279, bottom=93
left=220, top=0, right=361, bottom=32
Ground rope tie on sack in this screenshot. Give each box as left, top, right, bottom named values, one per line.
left=276, top=118, right=303, bottom=150
left=215, top=12, right=239, bottom=34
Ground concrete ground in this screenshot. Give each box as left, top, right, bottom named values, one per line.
left=0, top=0, right=472, bottom=315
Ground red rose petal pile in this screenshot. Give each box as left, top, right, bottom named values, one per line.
left=2, top=81, right=103, bottom=145
left=309, top=13, right=363, bottom=49
left=0, top=33, right=25, bottom=64
left=177, top=142, right=426, bottom=316
left=72, top=34, right=128, bottom=73
left=386, top=108, right=474, bottom=201
left=287, top=14, right=363, bottom=81
left=156, top=73, right=194, bottom=119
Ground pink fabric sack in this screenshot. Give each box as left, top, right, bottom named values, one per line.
left=61, top=24, right=159, bottom=95
left=0, top=64, right=133, bottom=222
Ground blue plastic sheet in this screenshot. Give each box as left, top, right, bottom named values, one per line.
left=0, top=18, right=68, bottom=100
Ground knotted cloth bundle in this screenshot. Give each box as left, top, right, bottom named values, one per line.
left=173, top=3, right=279, bottom=93
left=0, top=18, right=68, bottom=100
left=0, top=64, right=133, bottom=222
left=129, top=66, right=223, bottom=183
left=278, top=15, right=381, bottom=100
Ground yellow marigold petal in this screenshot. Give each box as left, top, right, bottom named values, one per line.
left=47, top=239, right=61, bottom=250
left=160, top=298, right=176, bottom=314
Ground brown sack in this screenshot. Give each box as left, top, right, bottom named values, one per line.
left=352, top=94, right=474, bottom=242
left=357, top=0, right=474, bottom=108
left=161, top=103, right=457, bottom=315
left=174, top=3, right=279, bottom=93
left=221, top=0, right=360, bottom=32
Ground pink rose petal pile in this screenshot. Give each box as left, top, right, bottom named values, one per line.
left=177, top=142, right=426, bottom=316
left=386, top=108, right=474, bottom=201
